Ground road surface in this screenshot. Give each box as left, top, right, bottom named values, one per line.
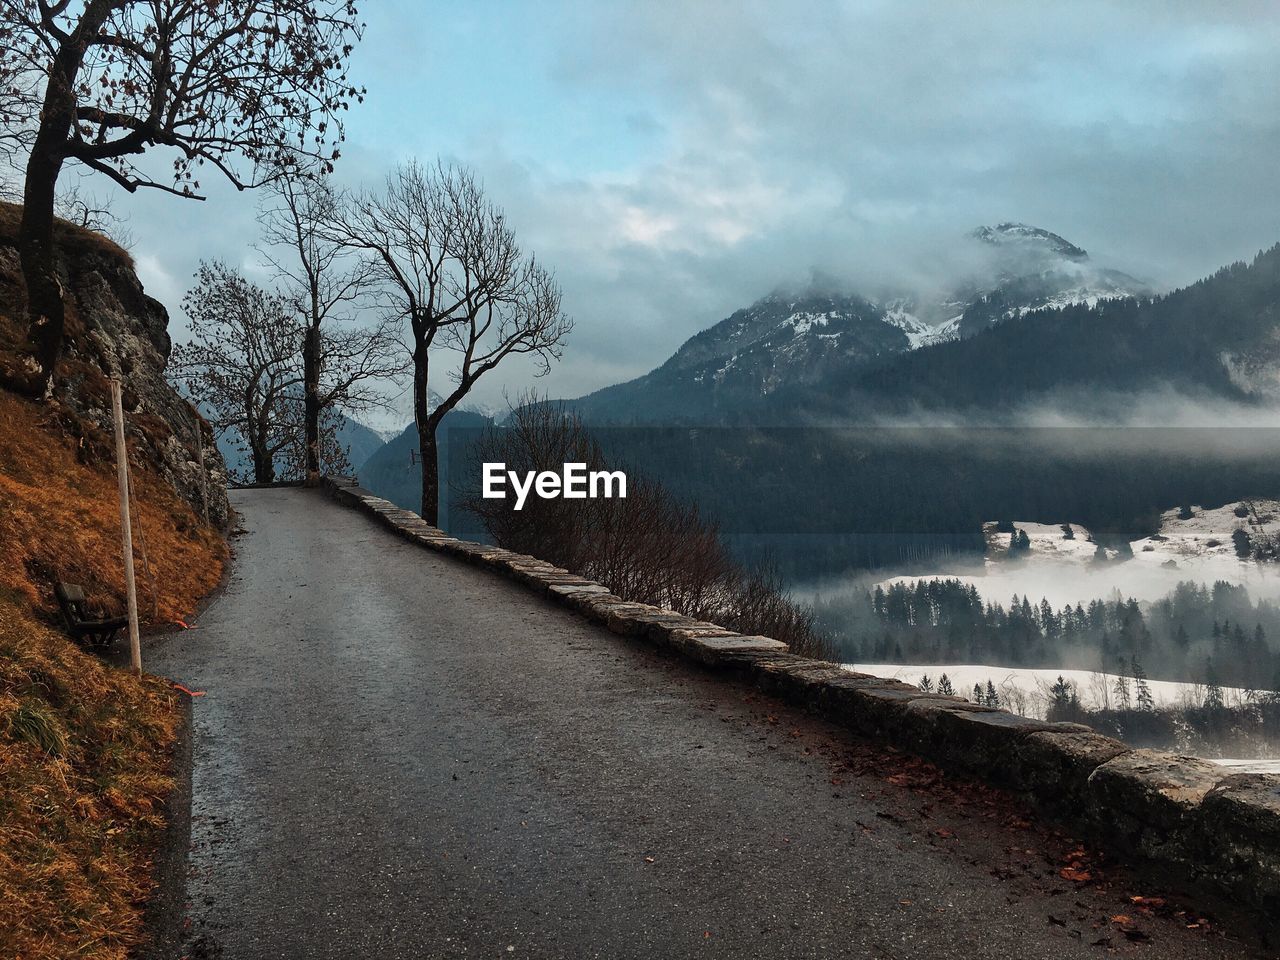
left=148, top=489, right=1271, bottom=959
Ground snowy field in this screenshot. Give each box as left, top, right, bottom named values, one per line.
left=872, top=500, right=1280, bottom=608
left=832, top=502, right=1280, bottom=772
left=847, top=663, right=1256, bottom=713
left=847, top=662, right=1278, bottom=771
left=1214, top=759, right=1280, bottom=774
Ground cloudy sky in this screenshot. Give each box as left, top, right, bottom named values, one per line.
left=94, top=0, right=1280, bottom=425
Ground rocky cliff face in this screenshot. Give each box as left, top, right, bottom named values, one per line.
left=0, top=205, right=229, bottom=528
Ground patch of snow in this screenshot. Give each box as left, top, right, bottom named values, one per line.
left=881, top=307, right=933, bottom=349
left=847, top=662, right=1262, bottom=716
left=1130, top=500, right=1279, bottom=565
left=786, top=311, right=834, bottom=336
left=983, top=520, right=1102, bottom=561
left=875, top=503, right=1280, bottom=608
left=918, top=315, right=962, bottom=347
left=1211, top=758, right=1280, bottom=774
left=882, top=306, right=961, bottom=350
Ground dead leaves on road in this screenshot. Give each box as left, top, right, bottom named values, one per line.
left=1059, top=848, right=1094, bottom=884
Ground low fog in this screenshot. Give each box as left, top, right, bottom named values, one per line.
left=872, top=555, right=1280, bottom=612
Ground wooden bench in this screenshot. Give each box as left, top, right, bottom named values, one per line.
left=54, top=582, right=127, bottom=647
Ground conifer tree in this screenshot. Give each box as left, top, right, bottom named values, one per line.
left=1204, top=658, right=1225, bottom=711
left=1111, top=667, right=1132, bottom=711
left=1047, top=675, right=1078, bottom=722
left=1131, top=656, right=1154, bottom=712
left=1174, top=624, right=1190, bottom=649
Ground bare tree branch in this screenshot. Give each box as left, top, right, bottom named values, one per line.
left=169, top=260, right=304, bottom=484
left=0, top=0, right=366, bottom=394
left=256, top=173, right=403, bottom=482
left=329, top=160, right=572, bottom=523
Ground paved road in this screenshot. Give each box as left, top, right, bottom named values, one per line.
left=149, top=489, right=1270, bottom=959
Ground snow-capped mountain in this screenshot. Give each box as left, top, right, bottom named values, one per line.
left=566, top=289, right=910, bottom=422
left=971, top=222, right=1088, bottom=261
left=954, top=222, right=1151, bottom=338
left=568, top=223, right=1150, bottom=423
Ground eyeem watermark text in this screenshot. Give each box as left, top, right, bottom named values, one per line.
left=482, top=462, right=627, bottom=511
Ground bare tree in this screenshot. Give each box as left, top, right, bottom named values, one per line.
left=334, top=161, right=572, bottom=524
left=172, top=257, right=389, bottom=483
left=171, top=261, right=302, bottom=484
left=0, top=0, right=365, bottom=396
left=257, top=174, right=400, bottom=485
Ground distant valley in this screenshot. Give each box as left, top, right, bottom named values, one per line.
left=354, top=224, right=1280, bottom=583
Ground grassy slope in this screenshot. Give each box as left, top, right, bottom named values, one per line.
left=1, top=271, right=226, bottom=955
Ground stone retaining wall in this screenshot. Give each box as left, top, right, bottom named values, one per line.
left=322, top=476, right=1280, bottom=918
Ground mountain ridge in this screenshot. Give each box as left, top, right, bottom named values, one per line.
left=567, top=222, right=1152, bottom=423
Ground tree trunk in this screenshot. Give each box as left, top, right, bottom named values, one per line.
left=252, top=438, right=275, bottom=485
left=420, top=424, right=440, bottom=526
left=412, top=348, right=439, bottom=524
left=422, top=390, right=471, bottom=530
left=11, top=2, right=114, bottom=396
left=14, top=112, right=73, bottom=397
left=303, top=324, right=321, bottom=486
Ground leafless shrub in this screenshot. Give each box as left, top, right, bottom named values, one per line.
left=462, top=398, right=834, bottom=659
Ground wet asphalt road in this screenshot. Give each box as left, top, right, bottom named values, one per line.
left=147, top=489, right=1271, bottom=959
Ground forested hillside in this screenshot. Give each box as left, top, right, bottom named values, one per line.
left=820, top=244, right=1280, bottom=415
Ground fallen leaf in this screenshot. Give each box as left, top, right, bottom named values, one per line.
left=1060, top=867, right=1093, bottom=883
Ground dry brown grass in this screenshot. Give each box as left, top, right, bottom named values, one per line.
left=0, top=606, right=180, bottom=960
left=0, top=388, right=227, bottom=959
left=0, top=390, right=225, bottom=623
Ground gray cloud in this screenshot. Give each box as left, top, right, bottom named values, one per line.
left=51, top=1, right=1280, bottom=424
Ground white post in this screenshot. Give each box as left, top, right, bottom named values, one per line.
left=190, top=401, right=210, bottom=525
left=111, top=379, right=142, bottom=675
